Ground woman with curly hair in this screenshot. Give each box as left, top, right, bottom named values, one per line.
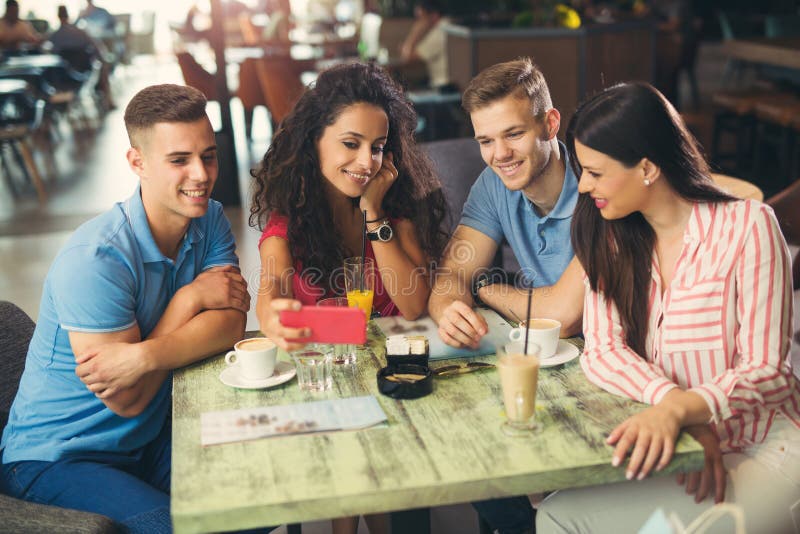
left=250, top=61, right=447, bottom=351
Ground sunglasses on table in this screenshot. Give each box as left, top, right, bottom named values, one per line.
left=431, top=361, right=494, bottom=377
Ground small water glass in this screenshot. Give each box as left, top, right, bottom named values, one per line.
left=291, top=344, right=333, bottom=392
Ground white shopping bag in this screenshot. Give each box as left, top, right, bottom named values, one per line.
left=638, top=504, right=745, bottom=534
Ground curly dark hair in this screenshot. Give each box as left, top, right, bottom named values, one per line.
left=249, top=62, right=448, bottom=288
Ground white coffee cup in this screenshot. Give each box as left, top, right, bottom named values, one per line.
left=508, top=318, right=561, bottom=359
left=225, top=337, right=277, bottom=380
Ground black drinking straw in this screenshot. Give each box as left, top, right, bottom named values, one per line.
left=359, top=210, right=367, bottom=292
left=523, top=287, right=533, bottom=355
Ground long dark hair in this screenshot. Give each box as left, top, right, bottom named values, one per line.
left=249, top=62, right=448, bottom=287
left=567, top=82, right=736, bottom=358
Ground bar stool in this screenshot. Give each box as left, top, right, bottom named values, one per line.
left=765, top=14, right=800, bottom=38
left=710, top=89, right=796, bottom=178
left=710, top=90, right=764, bottom=176
left=752, top=97, right=800, bottom=192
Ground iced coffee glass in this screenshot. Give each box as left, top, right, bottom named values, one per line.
left=496, top=343, right=541, bottom=436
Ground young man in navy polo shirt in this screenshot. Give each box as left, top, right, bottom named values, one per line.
left=0, top=84, right=249, bottom=533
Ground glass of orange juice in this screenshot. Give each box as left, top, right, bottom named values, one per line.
left=344, top=256, right=375, bottom=320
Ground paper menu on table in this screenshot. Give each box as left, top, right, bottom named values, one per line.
left=200, top=395, right=387, bottom=446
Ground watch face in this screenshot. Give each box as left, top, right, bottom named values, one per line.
left=378, top=224, right=392, bottom=241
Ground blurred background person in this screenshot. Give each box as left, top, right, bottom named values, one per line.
left=261, top=0, right=292, bottom=44
left=47, top=4, right=115, bottom=110
left=77, top=0, right=115, bottom=36
left=399, top=0, right=455, bottom=92
left=77, top=0, right=125, bottom=67
left=0, top=0, right=41, bottom=52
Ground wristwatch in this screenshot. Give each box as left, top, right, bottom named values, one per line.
left=471, top=272, right=495, bottom=307
left=366, top=219, right=393, bottom=242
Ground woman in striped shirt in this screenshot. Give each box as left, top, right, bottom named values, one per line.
left=537, top=82, right=800, bottom=533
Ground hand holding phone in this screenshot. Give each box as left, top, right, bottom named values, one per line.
left=280, top=306, right=367, bottom=344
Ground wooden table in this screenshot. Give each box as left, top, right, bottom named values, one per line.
left=722, top=37, right=800, bottom=70
left=224, top=44, right=322, bottom=65
left=171, top=327, right=703, bottom=533
left=3, top=54, right=67, bottom=69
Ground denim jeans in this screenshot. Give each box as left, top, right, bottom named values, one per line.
left=1, top=418, right=172, bottom=533
left=472, top=495, right=535, bottom=534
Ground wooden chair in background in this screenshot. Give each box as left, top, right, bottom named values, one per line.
left=176, top=51, right=267, bottom=142
left=237, top=57, right=268, bottom=141
left=710, top=172, right=764, bottom=202
left=752, top=98, right=800, bottom=192
left=253, top=57, right=305, bottom=130
left=0, top=301, right=122, bottom=532
left=237, top=13, right=261, bottom=46
left=175, top=51, right=217, bottom=101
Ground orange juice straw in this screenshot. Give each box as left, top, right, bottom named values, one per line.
left=360, top=210, right=366, bottom=292
left=524, top=287, right=533, bottom=355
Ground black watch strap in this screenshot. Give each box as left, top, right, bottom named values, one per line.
left=366, top=219, right=393, bottom=242
left=471, top=273, right=494, bottom=307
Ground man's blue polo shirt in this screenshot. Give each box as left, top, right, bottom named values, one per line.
left=1, top=187, right=238, bottom=463
left=460, top=142, right=578, bottom=287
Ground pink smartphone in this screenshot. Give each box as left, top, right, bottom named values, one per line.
left=280, top=306, right=367, bottom=344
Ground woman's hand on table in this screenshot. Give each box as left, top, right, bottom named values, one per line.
left=260, top=298, right=310, bottom=352
left=607, top=403, right=681, bottom=481
left=676, top=424, right=726, bottom=504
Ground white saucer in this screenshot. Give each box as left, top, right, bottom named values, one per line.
left=539, top=340, right=581, bottom=368
left=219, top=361, right=296, bottom=390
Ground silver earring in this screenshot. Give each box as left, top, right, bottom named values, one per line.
left=644, top=179, right=651, bottom=186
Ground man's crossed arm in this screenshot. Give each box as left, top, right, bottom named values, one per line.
left=70, top=266, right=249, bottom=417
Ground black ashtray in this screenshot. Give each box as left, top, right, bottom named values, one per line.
left=385, top=351, right=429, bottom=368
left=377, top=364, right=433, bottom=399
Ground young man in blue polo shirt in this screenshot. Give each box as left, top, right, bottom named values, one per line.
left=428, top=58, right=585, bottom=534
left=0, top=84, right=249, bottom=532
left=429, top=57, right=584, bottom=351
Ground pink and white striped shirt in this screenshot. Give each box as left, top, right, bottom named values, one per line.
left=581, top=200, right=800, bottom=452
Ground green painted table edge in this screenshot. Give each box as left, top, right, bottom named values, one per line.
left=171, top=328, right=704, bottom=533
